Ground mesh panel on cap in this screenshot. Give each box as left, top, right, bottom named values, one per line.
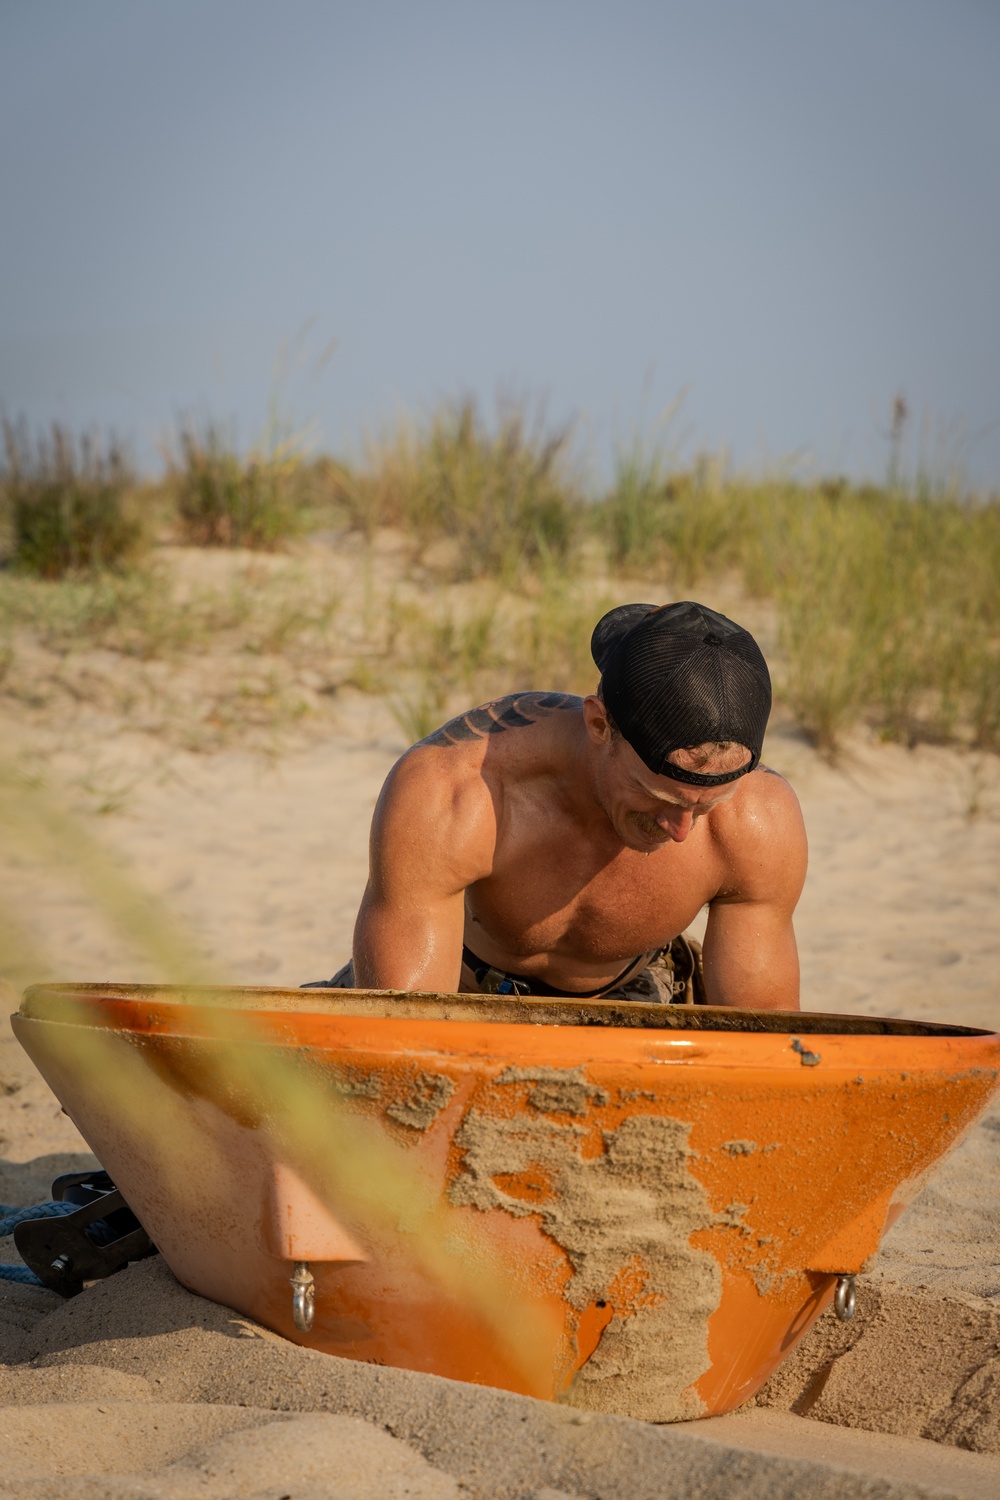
left=590, top=603, right=657, bottom=673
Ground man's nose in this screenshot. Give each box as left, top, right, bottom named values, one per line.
left=658, top=809, right=694, bottom=842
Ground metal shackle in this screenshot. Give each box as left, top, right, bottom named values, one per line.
left=290, top=1261, right=316, bottom=1332
left=833, top=1273, right=856, bottom=1322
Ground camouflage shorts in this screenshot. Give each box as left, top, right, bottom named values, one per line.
left=603, top=933, right=707, bottom=1005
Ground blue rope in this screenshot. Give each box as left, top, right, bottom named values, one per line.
left=0, top=1264, right=44, bottom=1285
left=0, top=1201, right=78, bottom=1239
left=0, top=1201, right=81, bottom=1287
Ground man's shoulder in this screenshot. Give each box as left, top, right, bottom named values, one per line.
left=747, top=761, right=804, bottom=813
left=394, top=692, right=582, bottom=791
left=372, top=725, right=498, bottom=892
left=725, top=762, right=806, bottom=837
left=381, top=732, right=490, bottom=823
left=417, top=692, right=583, bottom=752
left=381, top=690, right=572, bottom=803
left=709, top=763, right=807, bottom=898
left=378, top=691, right=583, bottom=860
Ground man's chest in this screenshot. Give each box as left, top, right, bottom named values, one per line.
left=468, top=819, right=719, bottom=960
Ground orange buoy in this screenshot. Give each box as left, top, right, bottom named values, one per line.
left=13, top=983, right=1000, bottom=1420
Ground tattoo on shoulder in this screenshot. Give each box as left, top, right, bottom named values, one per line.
left=421, top=692, right=581, bottom=747
left=760, top=764, right=787, bottom=781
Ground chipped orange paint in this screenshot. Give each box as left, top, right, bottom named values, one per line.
left=12, top=983, right=1000, bottom=1421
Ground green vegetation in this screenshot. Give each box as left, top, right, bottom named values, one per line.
left=169, top=421, right=308, bottom=549
left=1, top=418, right=145, bottom=577
left=340, top=398, right=582, bottom=580
left=378, top=584, right=620, bottom=744
left=1, top=404, right=997, bottom=759
left=0, top=561, right=341, bottom=663
left=596, top=476, right=1000, bottom=755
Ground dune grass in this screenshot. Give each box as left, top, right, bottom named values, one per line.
left=1, top=401, right=997, bottom=759
left=0, top=560, right=341, bottom=664
left=376, top=580, right=622, bottom=744
left=168, top=420, right=311, bottom=549
left=340, top=398, right=583, bottom=581
left=0, top=556, right=345, bottom=755
left=614, top=477, right=1000, bottom=754
left=1, top=418, right=146, bottom=578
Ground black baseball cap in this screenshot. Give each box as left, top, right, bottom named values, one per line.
left=590, top=601, right=771, bottom=787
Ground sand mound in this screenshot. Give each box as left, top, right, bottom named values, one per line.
left=11, top=1255, right=1000, bottom=1456
left=0, top=1402, right=281, bottom=1488
left=0, top=1280, right=61, bottom=1344
left=0, top=1405, right=462, bottom=1499
left=0, top=1363, right=151, bottom=1404
left=1, top=1257, right=998, bottom=1498
left=757, top=1279, right=1000, bottom=1452
left=872, top=1109, right=1000, bottom=1300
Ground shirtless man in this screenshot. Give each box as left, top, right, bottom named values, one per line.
left=318, top=601, right=807, bottom=1010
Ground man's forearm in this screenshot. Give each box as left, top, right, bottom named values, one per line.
left=702, top=908, right=801, bottom=1010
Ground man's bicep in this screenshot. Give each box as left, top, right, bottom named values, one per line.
left=351, top=751, right=490, bottom=992
left=702, top=780, right=807, bottom=1011
left=352, top=879, right=466, bottom=991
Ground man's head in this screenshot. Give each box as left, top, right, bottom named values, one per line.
left=590, top=600, right=771, bottom=785
left=582, top=601, right=772, bottom=849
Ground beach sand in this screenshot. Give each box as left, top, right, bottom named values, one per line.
left=2, top=707, right=999, bottom=1496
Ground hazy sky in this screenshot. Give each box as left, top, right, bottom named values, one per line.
left=2, top=0, right=998, bottom=486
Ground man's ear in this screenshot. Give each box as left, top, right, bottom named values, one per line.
left=582, top=694, right=612, bottom=745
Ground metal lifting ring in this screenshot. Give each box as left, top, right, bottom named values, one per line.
left=834, top=1274, right=856, bottom=1322
left=290, top=1261, right=315, bottom=1332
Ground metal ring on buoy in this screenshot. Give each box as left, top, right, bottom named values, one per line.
left=834, top=1274, right=856, bottom=1322
left=290, top=1261, right=315, bottom=1332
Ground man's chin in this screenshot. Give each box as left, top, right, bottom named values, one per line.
left=621, top=824, right=671, bottom=851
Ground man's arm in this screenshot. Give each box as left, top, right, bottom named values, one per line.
left=700, top=771, right=808, bottom=1011
left=352, top=748, right=495, bottom=991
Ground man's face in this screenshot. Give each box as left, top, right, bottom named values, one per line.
left=582, top=696, right=745, bottom=851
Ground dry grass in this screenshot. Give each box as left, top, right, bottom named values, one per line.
left=1, top=403, right=998, bottom=764
left=0, top=551, right=345, bottom=754
left=1, top=418, right=146, bottom=577
left=167, top=421, right=312, bottom=549
left=630, top=479, right=1000, bottom=755
left=338, top=398, right=583, bottom=581
left=376, top=579, right=622, bottom=744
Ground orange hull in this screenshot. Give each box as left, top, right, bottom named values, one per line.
left=13, top=984, right=1000, bottom=1421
